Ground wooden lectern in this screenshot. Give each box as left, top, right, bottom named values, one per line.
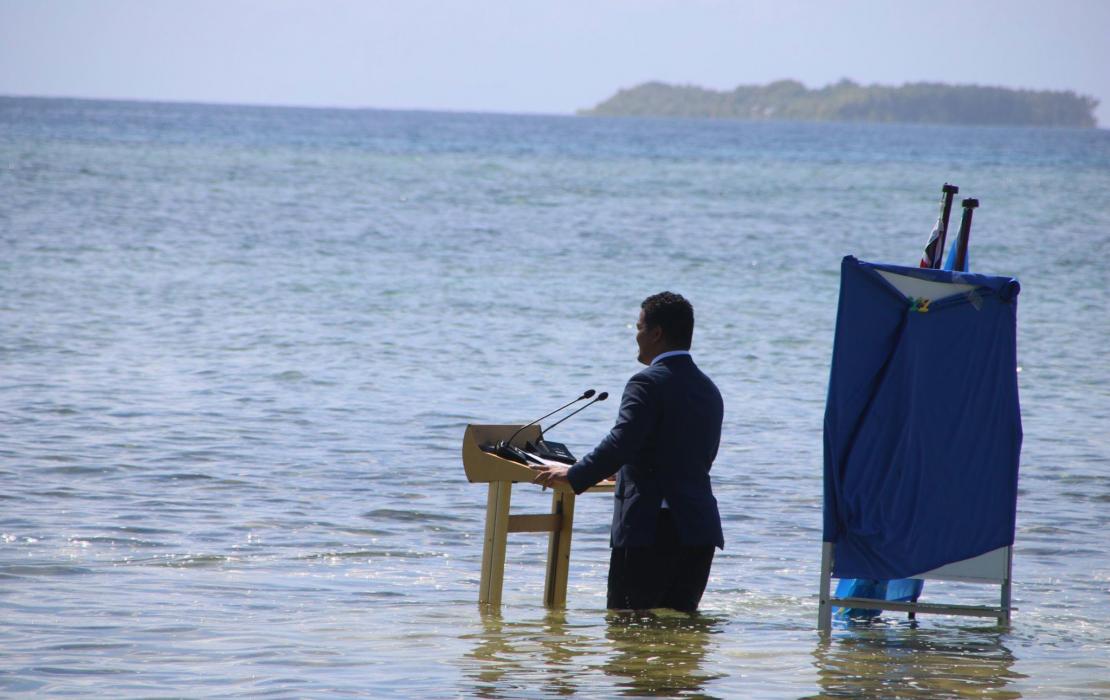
left=462, top=424, right=612, bottom=608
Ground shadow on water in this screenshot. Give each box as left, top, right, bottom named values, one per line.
left=462, top=610, right=585, bottom=698
left=601, top=610, right=725, bottom=697
left=805, top=623, right=1025, bottom=699
left=462, top=608, right=724, bottom=698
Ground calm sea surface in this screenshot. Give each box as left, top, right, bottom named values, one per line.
left=2, top=97, right=1109, bottom=698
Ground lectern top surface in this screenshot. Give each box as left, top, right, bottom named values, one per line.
left=462, top=423, right=613, bottom=492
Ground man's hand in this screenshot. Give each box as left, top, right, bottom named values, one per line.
left=532, top=465, right=571, bottom=490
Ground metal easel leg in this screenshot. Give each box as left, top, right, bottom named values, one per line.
left=999, top=545, right=1013, bottom=627
left=818, top=541, right=833, bottom=633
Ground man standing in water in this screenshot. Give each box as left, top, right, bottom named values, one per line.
left=533, top=291, right=724, bottom=612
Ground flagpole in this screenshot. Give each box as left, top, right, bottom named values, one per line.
left=934, top=184, right=959, bottom=268
left=952, top=198, right=979, bottom=272
left=920, top=183, right=959, bottom=268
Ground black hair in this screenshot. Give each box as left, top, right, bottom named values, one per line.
left=641, top=291, right=694, bottom=350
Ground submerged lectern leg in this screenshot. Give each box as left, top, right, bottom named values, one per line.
left=479, top=481, right=512, bottom=606
left=544, top=490, right=576, bottom=608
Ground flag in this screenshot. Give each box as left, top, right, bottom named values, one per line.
left=944, top=198, right=978, bottom=273
left=943, top=229, right=970, bottom=272
left=919, top=216, right=944, bottom=268
left=920, top=184, right=958, bottom=269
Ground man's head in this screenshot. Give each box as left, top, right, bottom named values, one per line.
left=636, top=291, right=694, bottom=365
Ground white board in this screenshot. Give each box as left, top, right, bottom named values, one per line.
left=877, top=269, right=975, bottom=302
left=911, top=546, right=1010, bottom=583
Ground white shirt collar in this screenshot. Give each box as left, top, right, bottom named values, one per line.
left=651, top=350, right=691, bottom=365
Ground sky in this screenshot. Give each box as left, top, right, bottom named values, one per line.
left=2, top=0, right=1108, bottom=126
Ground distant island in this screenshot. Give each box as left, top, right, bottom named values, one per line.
left=580, top=79, right=1098, bottom=128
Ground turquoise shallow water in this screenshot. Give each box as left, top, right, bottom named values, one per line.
left=1, top=97, right=1109, bottom=697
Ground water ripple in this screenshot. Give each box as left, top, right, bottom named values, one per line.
left=1, top=97, right=1108, bottom=697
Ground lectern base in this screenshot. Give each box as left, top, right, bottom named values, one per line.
left=478, top=480, right=577, bottom=608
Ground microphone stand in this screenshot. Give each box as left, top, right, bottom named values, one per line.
left=527, top=392, right=609, bottom=464
left=482, top=390, right=595, bottom=465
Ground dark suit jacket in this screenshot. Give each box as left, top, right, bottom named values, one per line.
left=567, top=354, right=724, bottom=549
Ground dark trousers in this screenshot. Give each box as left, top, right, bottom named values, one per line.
left=607, top=509, right=715, bottom=612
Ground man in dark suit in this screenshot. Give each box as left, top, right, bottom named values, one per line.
left=533, top=291, right=724, bottom=611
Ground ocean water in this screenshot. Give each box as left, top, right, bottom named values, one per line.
left=1, top=96, right=1109, bottom=698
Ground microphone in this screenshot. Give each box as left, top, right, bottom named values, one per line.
left=527, top=392, right=609, bottom=464
left=504, top=389, right=594, bottom=448
left=480, top=389, right=595, bottom=465
left=539, top=391, right=608, bottom=438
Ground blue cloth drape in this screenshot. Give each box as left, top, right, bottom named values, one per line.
left=833, top=577, right=923, bottom=619
left=823, top=257, right=1022, bottom=580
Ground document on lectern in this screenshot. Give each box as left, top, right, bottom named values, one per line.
left=521, top=451, right=570, bottom=468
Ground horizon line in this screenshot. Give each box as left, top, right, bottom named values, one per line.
left=3, top=91, right=1103, bottom=130
left=0, top=91, right=572, bottom=118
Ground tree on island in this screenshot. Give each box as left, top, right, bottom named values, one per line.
left=580, top=79, right=1098, bottom=128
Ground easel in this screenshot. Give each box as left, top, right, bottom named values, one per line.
left=817, top=259, right=1020, bottom=633
left=463, top=424, right=612, bottom=608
